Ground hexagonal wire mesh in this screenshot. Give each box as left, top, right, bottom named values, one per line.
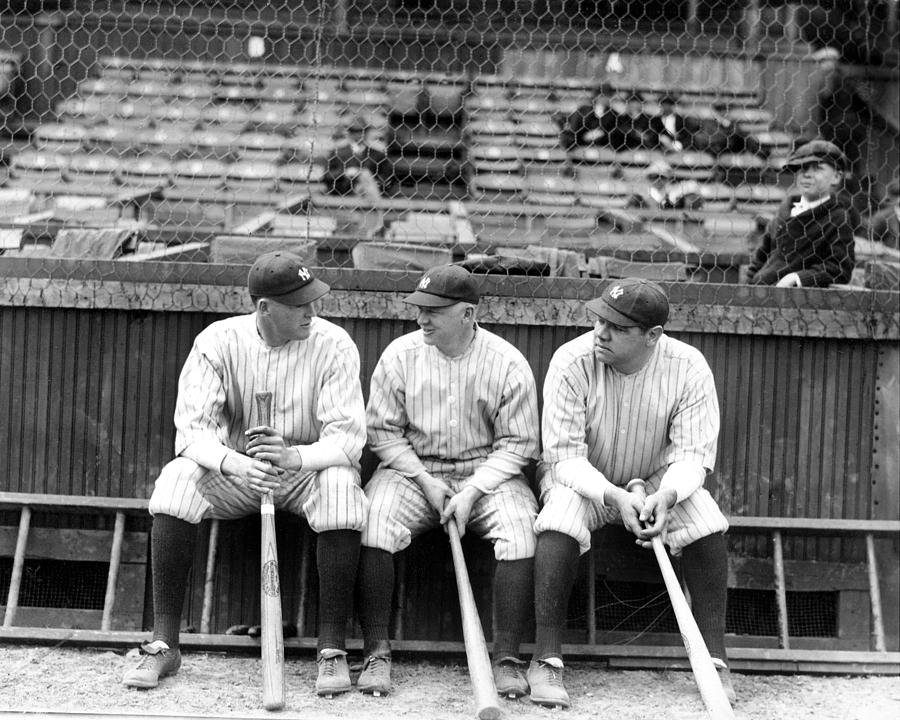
left=0, top=1, right=897, bottom=294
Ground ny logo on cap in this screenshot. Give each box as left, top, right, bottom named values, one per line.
left=297, top=267, right=311, bottom=281
left=609, top=285, right=624, bottom=299
left=419, top=277, right=431, bottom=289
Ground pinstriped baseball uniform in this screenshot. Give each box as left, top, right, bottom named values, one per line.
left=534, top=331, right=728, bottom=554
left=149, top=313, right=369, bottom=531
left=362, top=325, right=540, bottom=560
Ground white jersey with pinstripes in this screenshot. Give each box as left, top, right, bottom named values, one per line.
left=541, top=331, right=719, bottom=492
left=174, top=313, right=366, bottom=472
left=366, top=326, right=539, bottom=490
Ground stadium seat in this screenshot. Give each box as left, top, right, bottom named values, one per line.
left=469, top=171, right=524, bottom=201
left=148, top=101, right=205, bottom=131
left=33, top=124, right=87, bottom=155
left=210, top=236, right=318, bottom=265
left=201, top=105, right=253, bottom=134
left=750, top=130, right=794, bottom=159
left=350, top=240, right=453, bottom=270
left=223, top=161, right=280, bottom=193
left=185, top=129, right=239, bottom=161
left=468, top=144, right=522, bottom=175
left=576, top=178, right=639, bottom=209
left=133, top=125, right=190, bottom=160
left=466, top=119, right=518, bottom=145
left=727, top=107, right=774, bottom=134
left=171, top=158, right=226, bottom=191
left=734, top=183, right=787, bottom=212
left=246, top=105, right=299, bottom=134
left=66, top=153, right=121, bottom=187
left=716, top=152, right=767, bottom=185
left=520, top=146, right=570, bottom=176
left=9, top=150, right=68, bottom=186
left=590, top=255, right=689, bottom=281
left=696, top=183, right=736, bottom=212
left=667, top=151, right=716, bottom=181
left=83, top=124, right=138, bottom=156
left=515, top=120, right=563, bottom=148
left=276, top=162, right=325, bottom=191
left=523, top=175, right=580, bottom=206
left=236, top=132, right=288, bottom=163
left=117, top=156, right=173, bottom=188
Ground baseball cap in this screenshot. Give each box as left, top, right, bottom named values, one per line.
left=404, top=264, right=480, bottom=307
left=586, top=278, right=669, bottom=328
left=783, top=139, right=848, bottom=172
left=247, top=251, right=330, bottom=306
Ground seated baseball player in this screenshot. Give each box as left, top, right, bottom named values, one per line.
left=528, top=278, right=735, bottom=708
left=356, top=264, right=540, bottom=699
left=746, top=139, right=859, bottom=287
left=122, top=251, right=369, bottom=698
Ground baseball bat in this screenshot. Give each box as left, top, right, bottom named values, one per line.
left=447, top=521, right=502, bottom=720
left=631, top=480, right=734, bottom=720
left=255, top=391, right=285, bottom=712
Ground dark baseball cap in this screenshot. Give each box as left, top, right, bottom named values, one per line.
left=586, top=278, right=669, bottom=328
left=404, top=264, right=480, bottom=308
left=784, top=139, right=848, bottom=171
left=247, top=251, right=330, bottom=306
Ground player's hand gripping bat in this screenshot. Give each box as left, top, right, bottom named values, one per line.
left=254, top=391, right=285, bottom=711
left=630, top=479, right=735, bottom=720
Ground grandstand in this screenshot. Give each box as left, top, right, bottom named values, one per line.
left=0, top=0, right=898, bottom=681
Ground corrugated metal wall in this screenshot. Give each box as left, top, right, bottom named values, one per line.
left=0, top=307, right=879, bottom=525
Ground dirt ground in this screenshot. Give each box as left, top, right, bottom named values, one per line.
left=0, top=645, right=898, bottom=720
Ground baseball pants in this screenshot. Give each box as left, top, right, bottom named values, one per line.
left=148, top=456, right=369, bottom=532
left=361, top=467, right=538, bottom=560
left=534, top=469, right=729, bottom=556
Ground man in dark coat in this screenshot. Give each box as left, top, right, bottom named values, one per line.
left=560, top=83, right=623, bottom=151
left=746, top=139, right=858, bottom=287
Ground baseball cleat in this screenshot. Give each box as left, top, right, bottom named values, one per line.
left=316, top=648, right=352, bottom=697
left=122, top=640, right=182, bottom=689
left=357, top=653, right=392, bottom=695
left=526, top=658, right=570, bottom=709
left=493, top=656, right=529, bottom=699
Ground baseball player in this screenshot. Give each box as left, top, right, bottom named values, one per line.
left=355, top=264, right=540, bottom=699
left=122, top=251, right=369, bottom=698
left=527, top=278, right=735, bottom=708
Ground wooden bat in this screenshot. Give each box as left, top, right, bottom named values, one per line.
left=254, top=391, right=285, bottom=712
left=630, top=480, right=734, bottom=720
left=447, top=521, right=502, bottom=720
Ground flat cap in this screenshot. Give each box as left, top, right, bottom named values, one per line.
left=784, top=139, right=848, bottom=171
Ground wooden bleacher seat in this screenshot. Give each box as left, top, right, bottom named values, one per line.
left=697, top=183, right=736, bottom=211
left=588, top=255, right=689, bottom=281
left=65, top=154, right=120, bottom=187
left=727, top=106, right=774, bottom=134
left=9, top=151, right=68, bottom=186
left=384, top=77, right=423, bottom=116
left=463, top=91, right=508, bottom=121
left=83, top=124, right=137, bottom=156
left=148, top=101, right=205, bottom=130
left=350, top=240, right=453, bottom=270
left=466, top=118, right=518, bottom=145
left=276, top=162, right=324, bottom=192
left=702, top=215, right=757, bottom=238
left=468, top=172, right=524, bottom=201
left=246, top=105, right=298, bottom=134
left=58, top=96, right=114, bottom=123
left=733, top=183, right=787, bottom=213
left=751, top=130, right=795, bottom=159
left=421, top=78, right=466, bottom=118
left=576, top=177, right=639, bottom=209
left=223, top=161, right=280, bottom=193
left=235, top=132, right=288, bottom=163
left=523, top=175, right=580, bottom=206
left=508, top=95, right=555, bottom=124
left=468, top=145, right=522, bottom=175
left=667, top=150, right=716, bottom=181
left=117, top=156, right=173, bottom=187
left=514, top=120, right=562, bottom=148
left=33, top=124, right=86, bottom=155
left=209, top=235, right=318, bottom=265
left=520, top=146, right=569, bottom=176
left=170, top=159, right=226, bottom=191
left=615, top=149, right=668, bottom=180
left=132, top=125, right=189, bottom=160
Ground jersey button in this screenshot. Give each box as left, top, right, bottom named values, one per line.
left=448, top=396, right=456, bottom=403
left=449, top=419, right=458, bottom=427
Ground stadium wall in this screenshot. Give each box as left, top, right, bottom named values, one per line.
left=0, top=259, right=897, bottom=651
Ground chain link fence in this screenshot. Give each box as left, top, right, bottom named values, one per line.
left=0, top=1, right=897, bottom=308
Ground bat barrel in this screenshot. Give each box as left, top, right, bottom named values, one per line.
left=447, top=523, right=502, bottom=720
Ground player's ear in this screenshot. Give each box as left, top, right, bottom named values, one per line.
left=256, top=298, right=269, bottom=314
left=645, top=325, right=664, bottom=344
